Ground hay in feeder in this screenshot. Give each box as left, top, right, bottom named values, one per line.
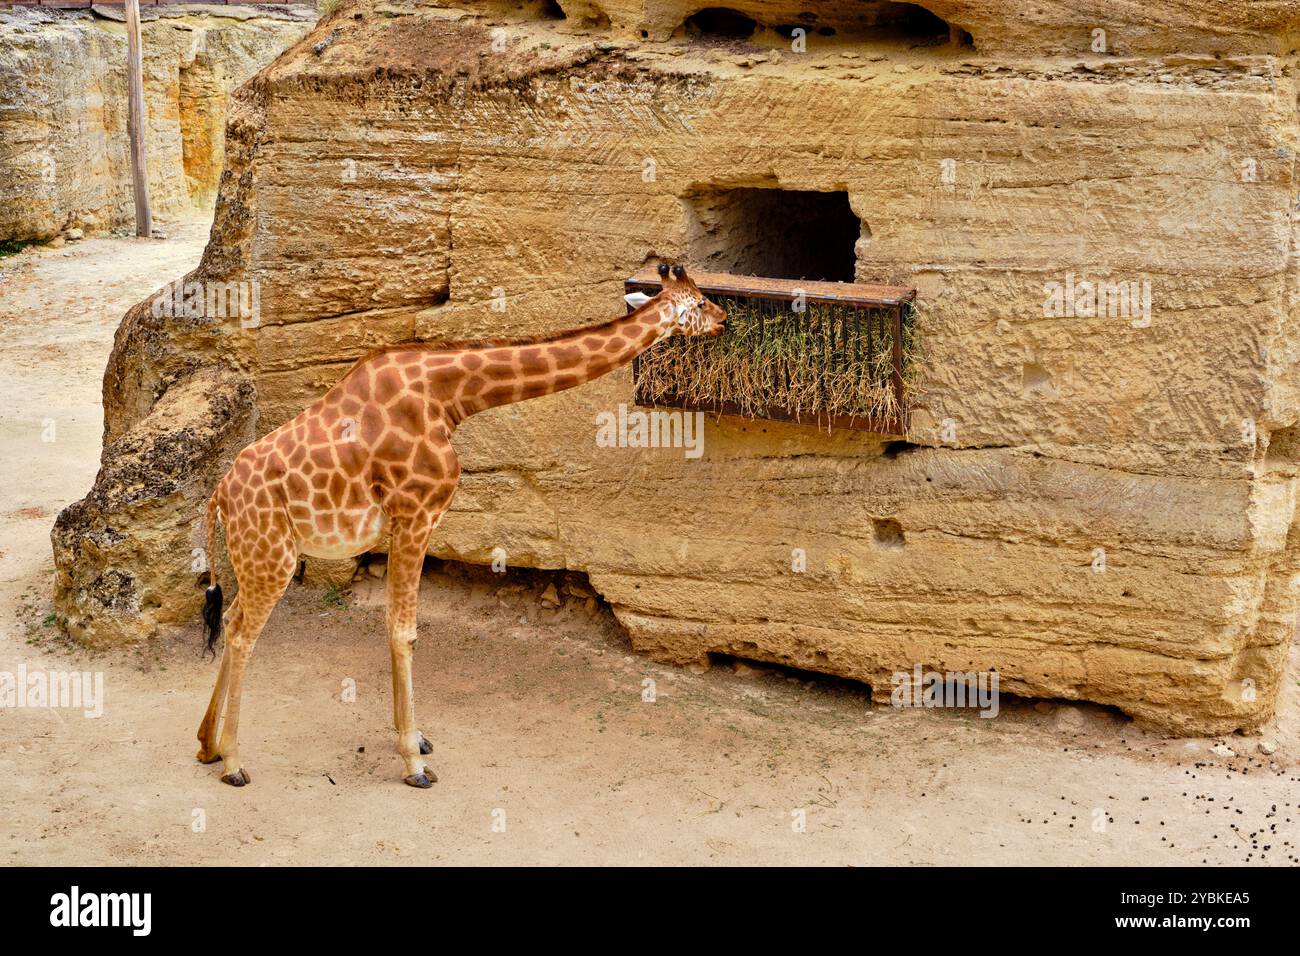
left=634, top=295, right=917, bottom=428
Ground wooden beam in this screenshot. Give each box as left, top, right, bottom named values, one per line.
left=125, top=0, right=152, bottom=238
left=625, top=266, right=917, bottom=307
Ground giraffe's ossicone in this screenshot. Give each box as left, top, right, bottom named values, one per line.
left=196, top=264, right=726, bottom=788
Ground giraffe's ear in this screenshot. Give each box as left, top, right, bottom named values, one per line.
left=624, top=292, right=652, bottom=309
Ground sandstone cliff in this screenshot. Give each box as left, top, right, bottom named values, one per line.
left=52, top=0, right=1300, bottom=733
left=0, top=4, right=313, bottom=241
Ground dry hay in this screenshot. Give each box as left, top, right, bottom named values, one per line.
left=634, top=295, right=917, bottom=428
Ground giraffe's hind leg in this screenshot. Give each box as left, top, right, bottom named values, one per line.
left=196, top=595, right=241, bottom=764
left=210, top=527, right=297, bottom=788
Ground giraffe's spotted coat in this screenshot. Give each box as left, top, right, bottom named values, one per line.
left=196, top=267, right=726, bottom=787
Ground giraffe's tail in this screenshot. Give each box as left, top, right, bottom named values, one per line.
left=202, top=492, right=223, bottom=659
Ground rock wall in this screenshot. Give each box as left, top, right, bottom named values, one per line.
left=54, top=0, right=1300, bottom=733
left=0, top=4, right=313, bottom=241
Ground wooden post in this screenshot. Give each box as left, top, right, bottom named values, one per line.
left=125, top=0, right=152, bottom=238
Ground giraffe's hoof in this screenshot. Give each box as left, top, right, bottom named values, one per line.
left=196, top=748, right=222, bottom=765
left=403, top=769, right=437, bottom=789
left=221, top=768, right=252, bottom=787
left=418, top=734, right=433, bottom=755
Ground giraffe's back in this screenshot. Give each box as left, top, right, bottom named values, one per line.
left=215, top=348, right=461, bottom=563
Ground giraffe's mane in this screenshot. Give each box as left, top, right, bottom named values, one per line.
left=341, top=298, right=666, bottom=377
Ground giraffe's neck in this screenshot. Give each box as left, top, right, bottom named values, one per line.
left=448, top=301, right=675, bottom=421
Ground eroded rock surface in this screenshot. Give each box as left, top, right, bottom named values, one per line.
left=53, top=0, right=1300, bottom=733
left=52, top=367, right=254, bottom=647
left=0, top=4, right=313, bottom=241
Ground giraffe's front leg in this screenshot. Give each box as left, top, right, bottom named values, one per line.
left=386, top=517, right=437, bottom=788
left=389, top=644, right=432, bottom=756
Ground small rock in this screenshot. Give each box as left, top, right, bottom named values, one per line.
left=1210, top=743, right=1234, bottom=758
left=1033, top=701, right=1055, bottom=714
left=539, top=583, right=561, bottom=607
left=1257, top=740, right=1277, bottom=755
left=733, top=662, right=761, bottom=678
left=366, top=560, right=387, bottom=579
left=1054, top=705, right=1085, bottom=730
left=563, top=579, right=594, bottom=599
left=301, top=556, right=358, bottom=588
left=995, top=319, right=1011, bottom=334
left=47, top=236, right=65, bottom=249
left=64, top=228, right=83, bottom=241
left=313, top=29, right=340, bottom=56
left=584, top=596, right=597, bottom=615
left=686, top=662, right=708, bottom=675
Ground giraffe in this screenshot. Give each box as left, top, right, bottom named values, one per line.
left=196, top=263, right=726, bottom=788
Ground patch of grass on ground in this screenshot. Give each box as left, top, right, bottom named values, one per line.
left=0, top=239, right=37, bottom=259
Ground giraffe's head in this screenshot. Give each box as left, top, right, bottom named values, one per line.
left=625, top=263, right=727, bottom=337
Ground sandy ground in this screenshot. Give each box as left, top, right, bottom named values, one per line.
left=0, top=222, right=1297, bottom=867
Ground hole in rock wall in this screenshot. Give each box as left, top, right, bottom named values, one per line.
left=776, top=23, right=836, bottom=38
left=685, top=8, right=759, bottom=40
left=880, top=2, right=951, bottom=40
left=537, top=0, right=566, bottom=19
left=681, top=187, right=861, bottom=282
left=707, top=652, right=876, bottom=701
left=872, top=517, right=905, bottom=549
left=1264, top=425, right=1300, bottom=473
left=680, top=3, right=970, bottom=48
left=883, top=440, right=921, bottom=459
left=1021, top=362, right=1055, bottom=397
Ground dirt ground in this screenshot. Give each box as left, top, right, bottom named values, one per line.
left=0, top=222, right=1297, bottom=866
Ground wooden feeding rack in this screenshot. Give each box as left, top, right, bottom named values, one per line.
left=626, top=267, right=917, bottom=435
